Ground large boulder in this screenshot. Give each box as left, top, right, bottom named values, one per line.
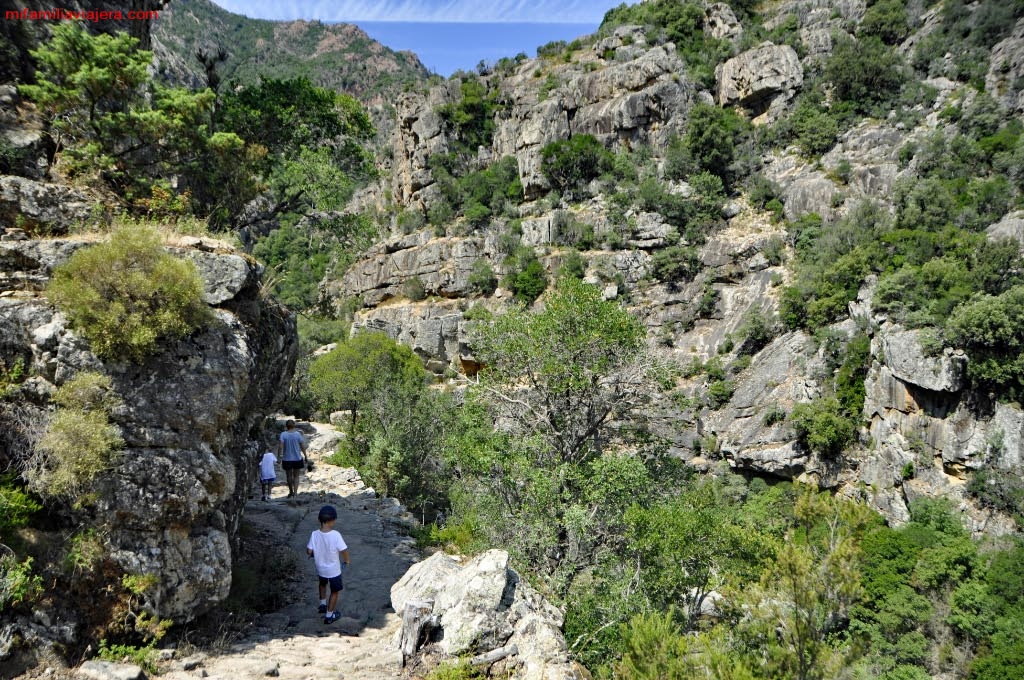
left=391, top=550, right=587, bottom=680
left=715, top=42, right=803, bottom=120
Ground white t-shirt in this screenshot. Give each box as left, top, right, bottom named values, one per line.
left=307, top=529, right=348, bottom=578
left=260, top=452, right=277, bottom=480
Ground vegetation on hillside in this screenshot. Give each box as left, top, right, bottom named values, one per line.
left=7, top=0, right=1024, bottom=677
left=152, top=0, right=428, bottom=99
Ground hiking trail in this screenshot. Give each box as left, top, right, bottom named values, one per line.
left=159, top=421, right=422, bottom=680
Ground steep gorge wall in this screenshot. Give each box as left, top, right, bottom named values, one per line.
left=330, top=5, right=1024, bottom=534
left=0, top=215, right=298, bottom=625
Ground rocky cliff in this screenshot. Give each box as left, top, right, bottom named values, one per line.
left=326, top=3, right=1024, bottom=535
left=0, top=180, right=297, bottom=647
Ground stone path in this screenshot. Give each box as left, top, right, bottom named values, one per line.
left=159, top=423, right=422, bottom=680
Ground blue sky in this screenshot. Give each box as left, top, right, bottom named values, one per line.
left=210, top=0, right=630, bottom=75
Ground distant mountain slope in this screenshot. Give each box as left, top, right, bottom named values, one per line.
left=150, top=0, right=429, bottom=102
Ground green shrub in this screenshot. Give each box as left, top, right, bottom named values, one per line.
left=859, top=0, right=911, bottom=45
left=28, top=372, right=124, bottom=500
left=651, top=245, right=701, bottom=283
left=467, top=259, right=497, bottom=295
left=707, top=380, right=735, bottom=409
left=682, top=103, right=748, bottom=186
left=966, top=469, right=1024, bottom=523
left=0, top=475, right=40, bottom=541
left=397, top=208, right=425, bottom=234
left=559, top=250, right=586, bottom=280
left=0, top=555, right=43, bottom=610
left=508, top=258, right=548, bottom=304
left=502, top=248, right=548, bottom=304
left=824, top=35, right=907, bottom=114
left=737, top=310, right=777, bottom=356
left=48, top=223, right=211, bottom=362
left=540, top=134, right=614, bottom=196
left=403, top=276, right=427, bottom=301
left=946, top=285, right=1024, bottom=398
left=461, top=201, right=491, bottom=228
left=789, top=397, right=857, bottom=457
left=613, top=610, right=692, bottom=679
left=425, top=659, right=485, bottom=680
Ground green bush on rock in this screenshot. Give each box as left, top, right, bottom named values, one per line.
left=47, top=223, right=211, bottom=362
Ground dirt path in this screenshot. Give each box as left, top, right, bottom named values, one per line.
left=160, top=423, right=421, bottom=680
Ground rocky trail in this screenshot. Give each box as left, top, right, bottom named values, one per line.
left=155, top=422, right=422, bottom=680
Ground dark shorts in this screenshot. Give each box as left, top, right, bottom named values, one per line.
left=282, top=459, right=304, bottom=470
left=319, top=574, right=344, bottom=593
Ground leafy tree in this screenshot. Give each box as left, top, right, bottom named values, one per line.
left=731, top=486, right=877, bottom=680
left=540, top=135, right=614, bottom=197
left=309, top=332, right=449, bottom=512
left=47, top=223, right=211, bottom=362
left=824, top=35, right=907, bottom=114
left=308, top=331, right=426, bottom=426
left=215, top=76, right=375, bottom=227
left=471, top=276, right=647, bottom=465
left=217, top=77, right=372, bottom=162
left=789, top=397, right=857, bottom=457
left=682, top=102, right=748, bottom=187
left=946, top=285, right=1024, bottom=398
left=253, top=212, right=376, bottom=311
left=626, top=479, right=768, bottom=629
left=19, top=23, right=151, bottom=159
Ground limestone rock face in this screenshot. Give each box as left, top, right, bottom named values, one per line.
left=986, top=210, right=1024, bottom=246
left=391, top=550, right=587, bottom=680
left=986, top=19, right=1024, bottom=112
left=875, top=325, right=966, bottom=393
left=0, top=236, right=297, bottom=622
left=716, top=42, right=803, bottom=119
left=856, top=322, right=1020, bottom=535
left=337, top=231, right=485, bottom=307
left=387, top=37, right=695, bottom=205
left=705, top=3, right=744, bottom=43
left=351, top=299, right=468, bottom=375
left=707, top=332, right=825, bottom=478
left=0, top=176, right=93, bottom=235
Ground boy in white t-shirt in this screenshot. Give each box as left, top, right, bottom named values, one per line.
left=307, top=504, right=350, bottom=624
left=259, top=449, right=277, bottom=501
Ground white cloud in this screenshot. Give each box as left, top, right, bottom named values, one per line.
left=211, top=0, right=619, bottom=23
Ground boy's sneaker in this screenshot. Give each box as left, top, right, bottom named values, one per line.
left=318, top=603, right=327, bottom=614
left=324, top=612, right=341, bottom=624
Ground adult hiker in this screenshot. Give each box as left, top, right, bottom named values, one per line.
left=278, top=419, right=309, bottom=497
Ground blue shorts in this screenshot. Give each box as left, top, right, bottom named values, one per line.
left=319, top=574, right=344, bottom=593
left=261, top=476, right=275, bottom=483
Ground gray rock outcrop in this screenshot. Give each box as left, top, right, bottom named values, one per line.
left=716, top=42, right=803, bottom=119
left=986, top=19, right=1024, bottom=112
left=0, top=235, right=297, bottom=623
left=336, top=231, right=486, bottom=306
left=0, top=176, right=94, bottom=235
left=386, top=35, right=696, bottom=207
left=391, top=550, right=587, bottom=680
